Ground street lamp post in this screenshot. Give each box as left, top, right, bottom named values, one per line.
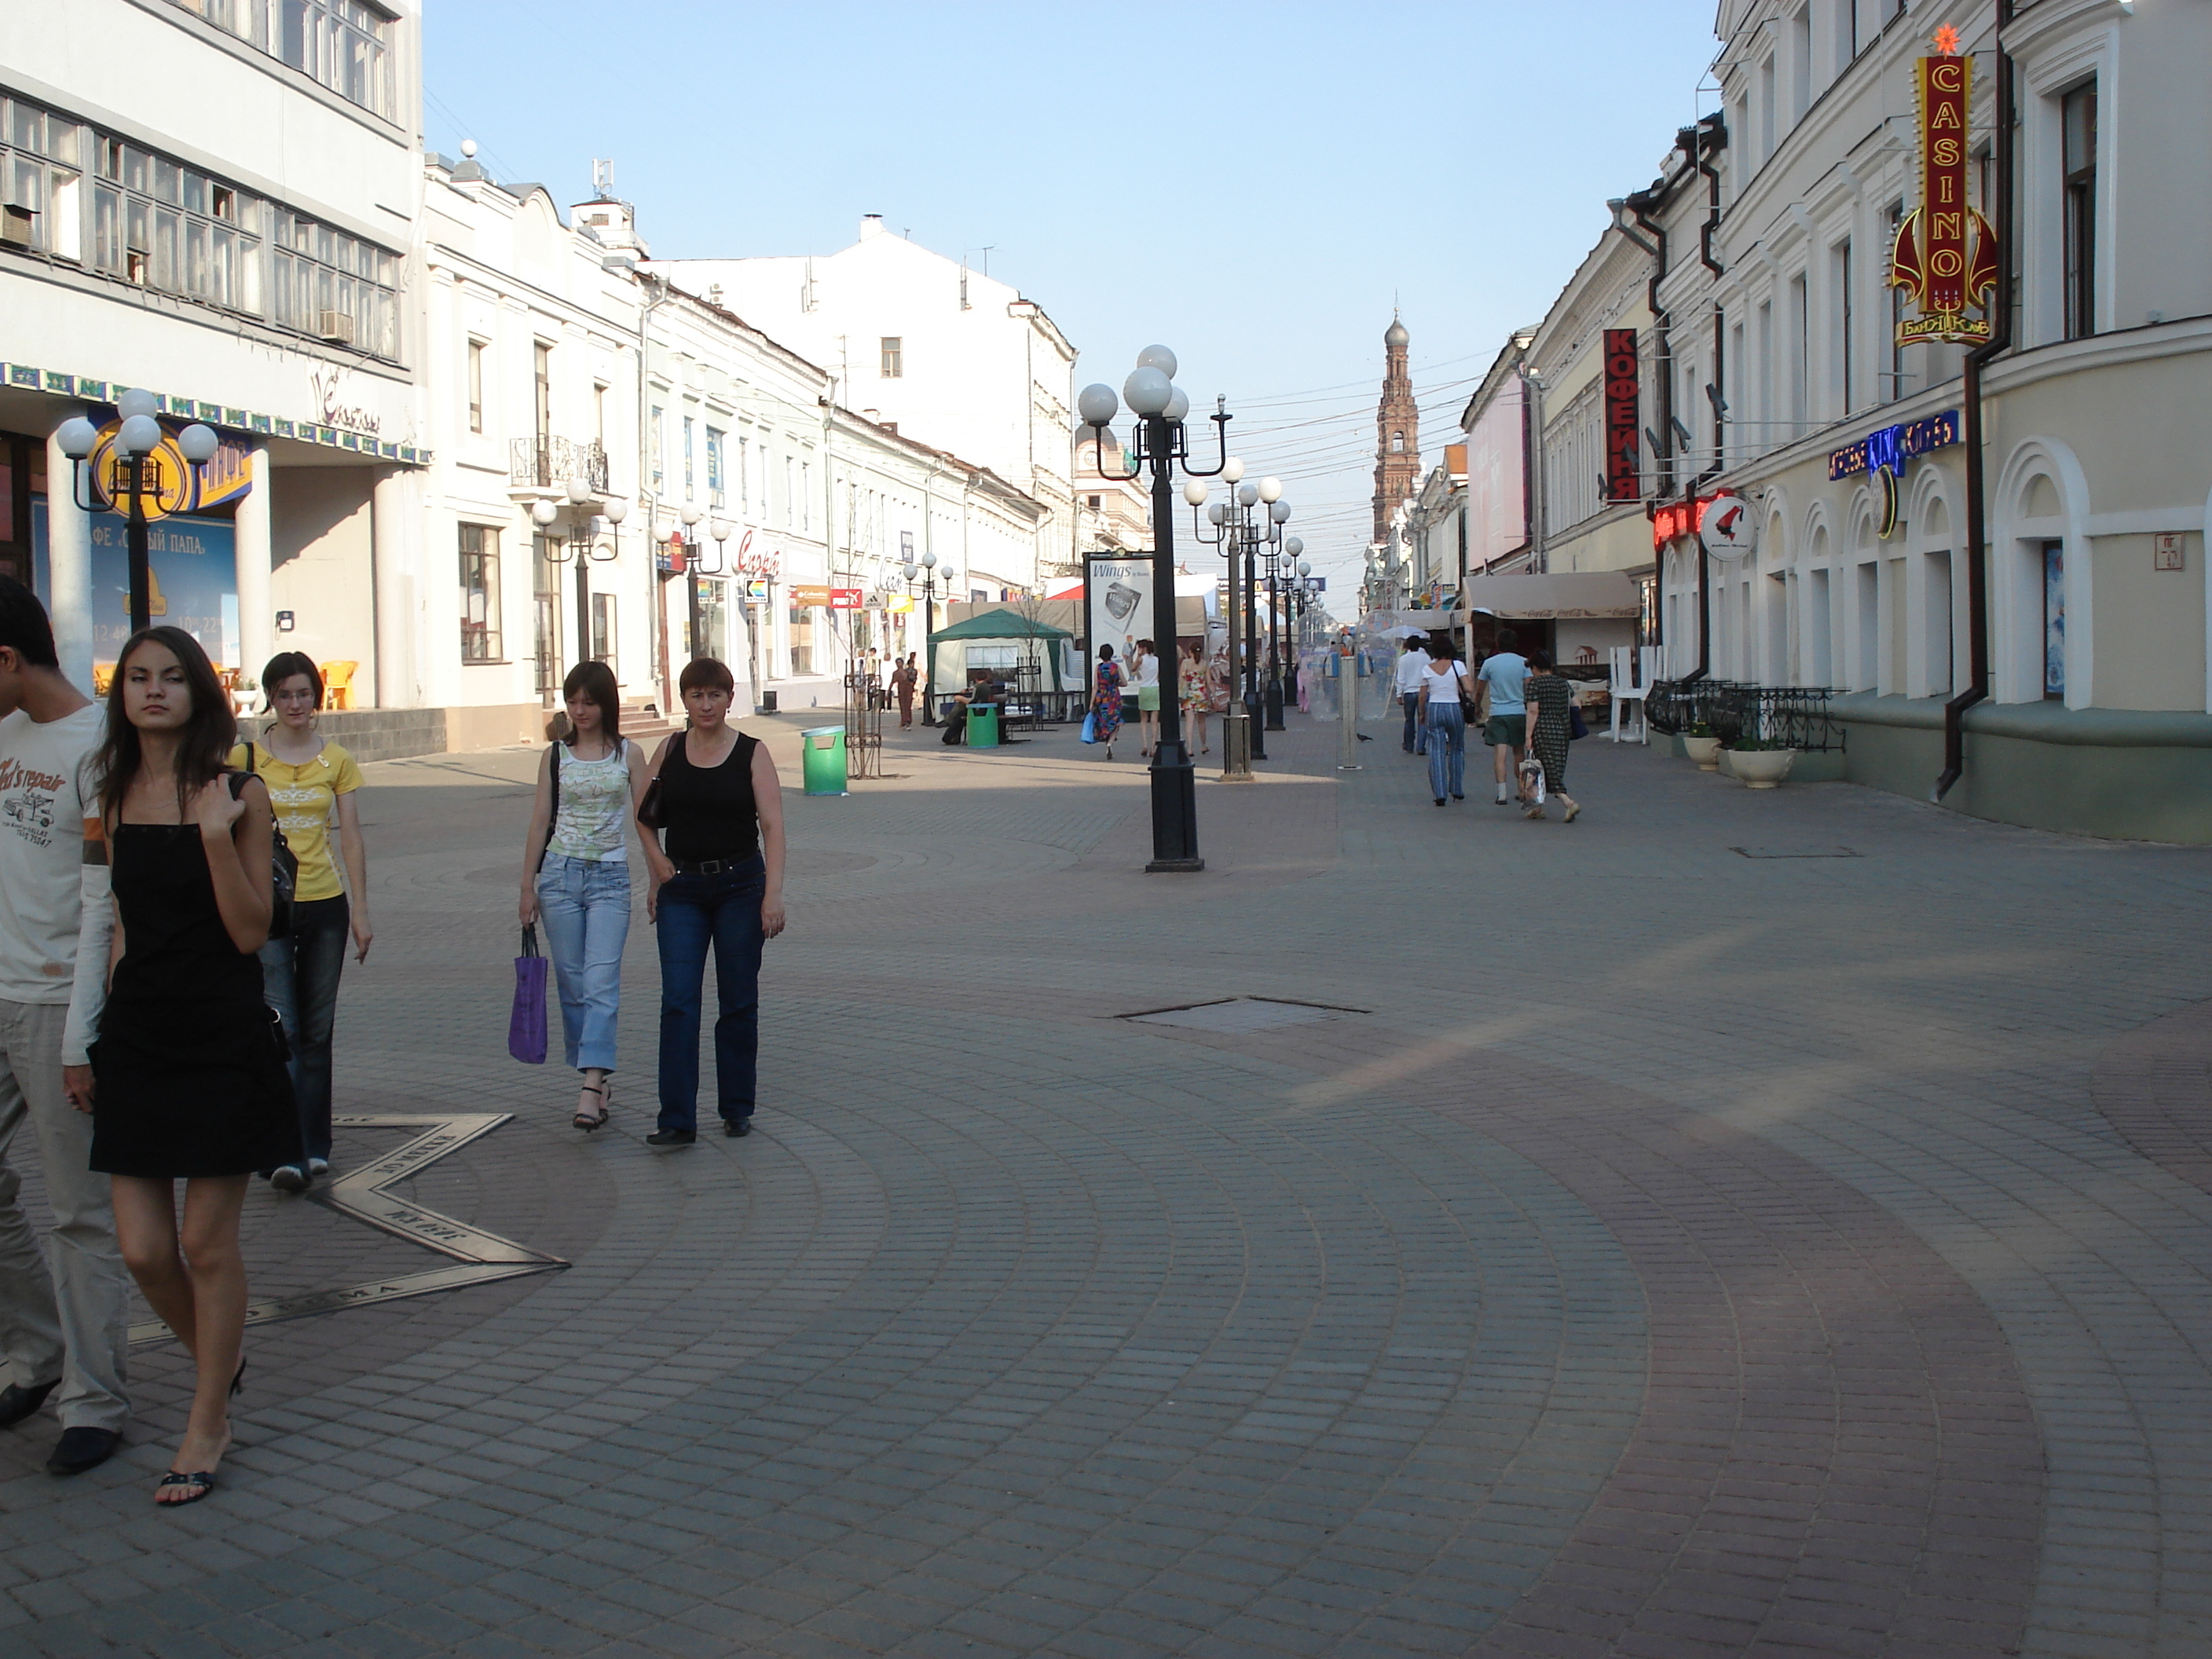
left=900, top=550, right=943, bottom=724
left=1078, top=347, right=1226, bottom=872
left=1273, top=537, right=1304, bottom=712
left=56, top=390, right=222, bottom=636
left=1188, top=469, right=1290, bottom=772
left=530, top=485, right=624, bottom=676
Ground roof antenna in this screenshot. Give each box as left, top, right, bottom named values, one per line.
left=592, top=158, right=614, bottom=199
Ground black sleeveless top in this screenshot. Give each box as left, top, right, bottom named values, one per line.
left=659, top=729, right=760, bottom=863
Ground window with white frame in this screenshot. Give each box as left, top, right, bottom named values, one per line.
left=466, top=339, right=485, bottom=433
left=706, top=426, right=726, bottom=507
left=174, top=0, right=397, bottom=123
left=683, top=414, right=695, bottom=499
left=459, top=524, right=501, bottom=663
left=2061, top=80, right=2097, bottom=340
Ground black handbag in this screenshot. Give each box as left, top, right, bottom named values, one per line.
left=235, top=750, right=298, bottom=938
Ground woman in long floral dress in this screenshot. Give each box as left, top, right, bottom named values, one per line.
left=1093, top=645, right=1126, bottom=760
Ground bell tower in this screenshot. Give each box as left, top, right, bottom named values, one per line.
left=1372, top=312, right=1420, bottom=544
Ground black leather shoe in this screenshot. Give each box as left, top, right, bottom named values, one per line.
left=46, top=1426, right=122, bottom=1476
left=723, top=1119, right=751, bottom=1138
left=645, top=1129, right=695, bottom=1148
left=0, top=1379, right=57, bottom=1428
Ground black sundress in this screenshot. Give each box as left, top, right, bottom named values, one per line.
left=1527, top=675, right=1573, bottom=792
left=90, top=788, right=300, bottom=1179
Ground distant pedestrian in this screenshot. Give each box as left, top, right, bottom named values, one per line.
left=1180, top=640, right=1211, bottom=755
left=894, top=654, right=917, bottom=728
left=1478, top=628, right=1530, bottom=806
left=233, top=653, right=370, bottom=1193
left=1416, top=641, right=1474, bottom=805
left=518, top=662, right=656, bottom=1132
left=1393, top=635, right=1431, bottom=754
left=1132, top=639, right=1161, bottom=756
left=82, top=625, right=298, bottom=1506
left=1522, top=650, right=1580, bottom=822
left=0, top=577, right=131, bottom=1481
left=642, top=658, right=786, bottom=1144
left=1092, top=645, right=1126, bottom=760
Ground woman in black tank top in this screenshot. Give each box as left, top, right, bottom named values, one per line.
left=639, top=658, right=786, bottom=1145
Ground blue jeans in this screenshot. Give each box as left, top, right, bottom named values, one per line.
left=655, top=857, right=765, bottom=1133
left=1426, top=703, right=1467, bottom=800
left=535, top=854, right=631, bottom=1074
left=1401, top=691, right=1426, bottom=753
left=260, top=893, right=349, bottom=1163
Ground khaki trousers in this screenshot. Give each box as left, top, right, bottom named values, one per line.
left=0, top=998, right=130, bottom=1432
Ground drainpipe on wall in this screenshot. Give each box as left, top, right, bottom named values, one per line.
left=1682, top=115, right=1729, bottom=686
left=634, top=272, right=668, bottom=712
left=1619, top=186, right=1673, bottom=676
left=1935, top=2, right=2015, bottom=802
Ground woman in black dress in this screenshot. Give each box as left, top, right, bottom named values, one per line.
left=1520, top=649, right=1581, bottom=822
left=74, top=626, right=296, bottom=1504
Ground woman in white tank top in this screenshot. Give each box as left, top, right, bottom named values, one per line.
left=1416, top=642, right=1472, bottom=805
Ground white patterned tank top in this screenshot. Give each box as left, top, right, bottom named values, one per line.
left=547, top=739, right=632, bottom=862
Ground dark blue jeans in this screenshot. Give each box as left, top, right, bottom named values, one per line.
left=260, top=893, right=348, bottom=1163
left=655, top=858, right=765, bottom=1133
left=1401, top=691, right=1426, bottom=753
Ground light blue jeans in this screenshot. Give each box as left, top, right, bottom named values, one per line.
left=535, top=854, right=631, bottom=1073
left=1426, top=702, right=1467, bottom=800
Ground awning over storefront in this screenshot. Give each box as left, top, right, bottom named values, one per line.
left=1460, top=571, right=1641, bottom=620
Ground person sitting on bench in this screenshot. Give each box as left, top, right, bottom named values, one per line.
left=941, top=672, right=1005, bottom=745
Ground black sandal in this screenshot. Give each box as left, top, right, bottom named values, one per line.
left=573, top=1081, right=610, bottom=1132
left=156, top=1470, right=217, bottom=1505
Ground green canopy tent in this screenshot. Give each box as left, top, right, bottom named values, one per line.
left=925, top=607, right=1081, bottom=712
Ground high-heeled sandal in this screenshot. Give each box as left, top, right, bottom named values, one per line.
left=573, top=1080, right=610, bottom=1132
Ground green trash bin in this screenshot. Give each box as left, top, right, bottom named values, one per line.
left=800, top=726, right=847, bottom=796
left=965, top=705, right=1000, bottom=749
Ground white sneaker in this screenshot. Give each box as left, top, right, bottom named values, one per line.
left=307, top=1157, right=329, bottom=1179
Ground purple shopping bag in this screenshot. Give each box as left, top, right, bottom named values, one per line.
left=509, top=925, right=548, bottom=1064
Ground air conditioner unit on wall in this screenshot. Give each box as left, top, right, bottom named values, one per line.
left=316, top=309, right=356, bottom=345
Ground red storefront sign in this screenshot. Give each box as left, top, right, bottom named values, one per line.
left=790, top=584, right=863, bottom=610
left=1602, top=328, right=1640, bottom=503
left=1650, top=493, right=1719, bottom=551
left=1890, top=27, right=1997, bottom=345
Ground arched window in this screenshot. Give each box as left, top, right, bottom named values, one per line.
left=1391, top=430, right=1404, bottom=452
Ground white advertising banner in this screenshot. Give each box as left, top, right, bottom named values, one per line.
left=1087, top=557, right=1154, bottom=670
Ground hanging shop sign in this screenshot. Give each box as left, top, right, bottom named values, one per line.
left=1828, top=408, right=1961, bottom=538
left=1602, top=328, right=1641, bottom=503
left=1889, top=27, right=1998, bottom=346
left=1698, top=491, right=1757, bottom=562
left=789, top=584, right=864, bottom=610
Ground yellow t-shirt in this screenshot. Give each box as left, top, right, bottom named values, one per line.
left=229, top=738, right=363, bottom=901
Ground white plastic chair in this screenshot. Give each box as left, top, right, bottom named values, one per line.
left=1608, top=645, right=1653, bottom=744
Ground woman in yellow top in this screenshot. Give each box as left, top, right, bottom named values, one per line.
left=229, top=652, right=371, bottom=1193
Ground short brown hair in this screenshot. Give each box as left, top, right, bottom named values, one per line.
left=679, top=657, right=734, bottom=695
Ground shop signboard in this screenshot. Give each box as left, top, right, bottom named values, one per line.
left=1602, top=329, right=1640, bottom=503
left=789, top=584, right=864, bottom=611
left=1466, top=375, right=1526, bottom=570
left=1890, top=27, right=1998, bottom=345
left=1829, top=409, right=1961, bottom=537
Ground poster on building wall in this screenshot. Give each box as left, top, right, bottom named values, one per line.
left=1085, top=555, right=1153, bottom=670
left=31, top=502, right=240, bottom=670
left=1465, top=376, right=1526, bottom=570
left=1602, top=329, right=1641, bottom=502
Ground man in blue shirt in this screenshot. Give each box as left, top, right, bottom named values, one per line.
left=1477, top=629, right=1530, bottom=805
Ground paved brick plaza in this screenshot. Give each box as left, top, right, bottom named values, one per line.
left=6, top=711, right=2212, bottom=1658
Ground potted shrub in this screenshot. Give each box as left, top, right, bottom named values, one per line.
left=1681, top=721, right=1723, bottom=771
left=1726, top=734, right=1797, bottom=789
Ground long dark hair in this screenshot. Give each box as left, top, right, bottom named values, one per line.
left=562, top=660, right=621, bottom=745
left=96, top=626, right=236, bottom=825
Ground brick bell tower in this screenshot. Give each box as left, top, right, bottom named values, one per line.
left=1372, top=311, right=1420, bottom=544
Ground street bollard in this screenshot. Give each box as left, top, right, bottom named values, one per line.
left=1338, top=647, right=1361, bottom=771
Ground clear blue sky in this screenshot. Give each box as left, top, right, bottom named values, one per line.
left=424, top=1, right=1721, bottom=590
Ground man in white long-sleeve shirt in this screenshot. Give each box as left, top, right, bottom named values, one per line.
left=0, top=577, right=127, bottom=1477
left=1393, top=636, right=1432, bottom=755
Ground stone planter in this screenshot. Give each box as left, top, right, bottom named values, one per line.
left=1727, top=747, right=1798, bottom=789
left=1683, top=734, right=1723, bottom=771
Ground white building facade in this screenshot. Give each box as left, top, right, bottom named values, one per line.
left=651, top=219, right=1076, bottom=591
left=2, top=0, right=430, bottom=749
